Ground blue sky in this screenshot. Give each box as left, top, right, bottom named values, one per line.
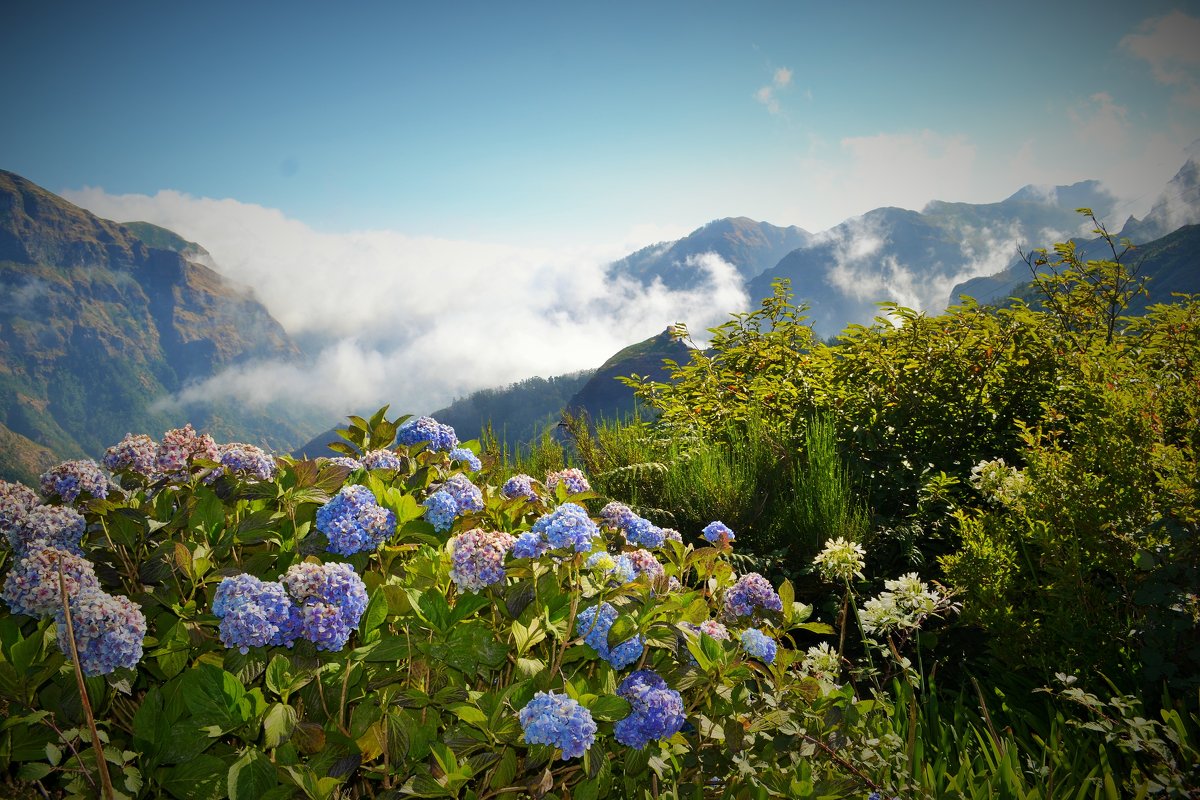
left=4, top=1, right=1199, bottom=244
left=3, top=1, right=1200, bottom=415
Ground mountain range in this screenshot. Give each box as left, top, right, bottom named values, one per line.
left=2, top=158, right=1198, bottom=478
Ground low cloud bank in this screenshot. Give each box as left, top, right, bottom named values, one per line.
left=64, top=187, right=744, bottom=417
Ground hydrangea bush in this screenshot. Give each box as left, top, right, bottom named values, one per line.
left=0, top=407, right=855, bottom=800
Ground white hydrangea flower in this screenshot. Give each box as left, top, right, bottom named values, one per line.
left=859, top=573, right=943, bottom=637
left=800, top=641, right=842, bottom=680
left=969, top=458, right=1027, bottom=507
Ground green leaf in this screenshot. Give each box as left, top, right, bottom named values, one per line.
left=159, top=754, right=228, bottom=800
left=360, top=587, right=388, bottom=639
left=606, top=614, right=638, bottom=650
left=778, top=579, right=795, bottom=623
left=424, top=622, right=508, bottom=676
left=489, top=747, right=518, bottom=790
left=228, top=747, right=277, bottom=800
left=10, top=626, right=44, bottom=675
left=449, top=703, right=489, bottom=728
left=262, top=703, right=298, bottom=749
left=587, top=695, right=632, bottom=722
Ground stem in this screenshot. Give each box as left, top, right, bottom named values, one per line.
left=798, top=730, right=883, bottom=792
left=57, top=565, right=115, bottom=800
left=338, top=653, right=354, bottom=736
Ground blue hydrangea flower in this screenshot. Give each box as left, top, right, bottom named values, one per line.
left=576, top=602, right=644, bottom=669
left=724, top=573, right=783, bottom=618
left=423, top=490, right=459, bottom=533
left=325, top=456, right=364, bottom=471
left=702, top=521, right=735, bottom=545
left=546, top=468, right=590, bottom=494
left=316, top=485, right=396, bottom=555
left=512, top=530, right=550, bottom=559
left=55, top=588, right=146, bottom=676
left=518, top=691, right=597, bottom=760
left=625, top=516, right=665, bottom=549
left=397, top=416, right=458, bottom=452
left=532, top=503, right=599, bottom=553
left=585, top=550, right=618, bottom=572
left=102, top=434, right=158, bottom=477
left=613, top=669, right=686, bottom=749
left=0, top=480, right=39, bottom=534
left=500, top=474, right=539, bottom=501
left=600, top=502, right=638, bottom=530
left=448, top=529, right=516, bottom=592
left=40, top=460, right=109, bottom=504
left=5, top=505, right=86, bottom=557
left=449, top=448, right=482, bottom=472
left=212, top=443, right=277, bottom=482
left=2, top=546, right=100, bottom=617
left=441, top=474, right=483, bottom=513
left=282, top=562, right=369, bottom=651
left=212, top=574, right=300, bottom=653
left=740, top=628, right=777, bottom=664
left=360, top=449, right=403, bottom=471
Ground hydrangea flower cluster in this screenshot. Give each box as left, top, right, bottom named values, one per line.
left=213, top=443, right=277, bottom=482
left=448, top=529, right=516, bottom=592
left=500, top=474, right=539, bottom=501
left=546, top=468, right=590, bottom=494
left=2, top=546, right=100, bottom=617
left=687, top=619, right=731, bottom=641
left=449, top=448, right=482, bottom=472
left=600, top=502, right=638, bottom=530
left=5, top=505, right=86, bottom=556
left=423, top=491, right=460, bottom=533
left=518, top=691, right=597, bottom=760
left=702, top=521, right=735, bottom=546
left=40, top=460, right=109, bottom=503
left=616, top=549, right=665, bottom=583
left=0, top=480, right=38, bottom=532
left=440, top=474, right=484, bottom=513
left=724, top=573, right=783, bottom=618
left=576, top=601, right=644, bottom=668
left=361, top=449, right=403, bottom=471
left=740, top=628, right=777, bottom=664
left=212, top=573, right=300, bottom=653
left=281, top=561, right=369, bottom=651
left=969, top=458, right=1028, bottom=507
left=102, top=433, right=158, bottom=477
left=860, top=573, right=942, bottom=636
left=661, top=528, right=683, bottom=544
left=56, top=588, right=146, bottom=676
left=325, top=456, right=364, bottom=471
left=624, top=516, right=665, bottom=549
left=800, top=642, right=842, bottom=681
left=397, top=416, right=458, bottom=451
left=813, top=537, right=867, bottom=582
left=512, top=530, right=549, bottom=559
left=528, top=503, right=600, bottom=553
left=613, top=670, right=686, bottom=749
left=316, top=485, right=397, bottom=556
left=156, top=424, right=219, bottom=475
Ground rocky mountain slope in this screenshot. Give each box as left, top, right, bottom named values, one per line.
left=0, top=170, right=321, bottom=483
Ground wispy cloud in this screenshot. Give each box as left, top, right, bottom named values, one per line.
left=1121, top=11, right=1200, bottom=107
left=754, top=65, right=795, bottom=115
left=63, top=188, right=746, bottom=418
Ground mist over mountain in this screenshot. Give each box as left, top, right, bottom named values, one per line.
left=952, top=157, right=1200, bottom=307
left=0, top=170, right=324, bottom=483
left=609, top=217, right=811, bottom=289
left=747, top=179, right=1120, bottom=337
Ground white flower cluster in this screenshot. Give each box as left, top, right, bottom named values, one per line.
left=969, top=458, right=1027, bottom=507
left=800, top=641, right=842, bottom=682
left=859, top=572, right=942, bottom=637
left=812, top=536, right=866, bottom=582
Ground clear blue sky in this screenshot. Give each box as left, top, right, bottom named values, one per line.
left=3, top=0, right=1199, bottom=244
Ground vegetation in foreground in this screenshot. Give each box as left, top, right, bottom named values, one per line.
left=0, top=215, right=1198, bottom=798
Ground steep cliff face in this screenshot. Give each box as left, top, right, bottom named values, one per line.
left=0, top=169, right=311, bottom=483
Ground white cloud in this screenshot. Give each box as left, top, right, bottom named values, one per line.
left=1121, top=12, right=1200, bottom=92
left=1068, top=92, right=1131, bottom=150
left=64, top=187, right=747, bottom=417
left=754, top=65, right=794, bottom=115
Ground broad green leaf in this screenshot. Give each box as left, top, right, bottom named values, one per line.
left=159, top=754, right=227, bottom=800
left=262, top=703, right=298, bottom=749
left=228, top=747, right=277, bottom=799
left=606, top=614, right=638, bottom=649
left=587, top=695, right=632, bottom=722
